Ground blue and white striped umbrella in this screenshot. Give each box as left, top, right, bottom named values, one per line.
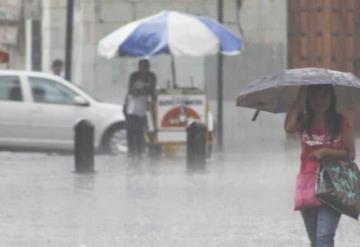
left=98, top=10, right=243, bottom=58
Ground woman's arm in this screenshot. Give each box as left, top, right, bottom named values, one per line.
left=310, top=127, right=355, bottom=161
left=284, top=87, right=305, bottom=133
left=311, top=148, right=347, bottom=161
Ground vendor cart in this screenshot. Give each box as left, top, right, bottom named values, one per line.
left=145, top=87, right=214, bottom=157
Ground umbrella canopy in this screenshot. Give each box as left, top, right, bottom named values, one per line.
left=236, top=67, right=360, bottom=113
left=98, top=10, right=243, bottom=59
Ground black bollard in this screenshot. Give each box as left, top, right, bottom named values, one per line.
left=186, top=121, right=207, bottom=171
left=74, top=120, right=95, bottom=173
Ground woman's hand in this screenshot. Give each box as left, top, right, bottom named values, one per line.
left=284, top=86, right=306, bottom=133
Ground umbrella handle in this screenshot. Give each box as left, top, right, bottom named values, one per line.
left=252, top=109, right=260, bottom=121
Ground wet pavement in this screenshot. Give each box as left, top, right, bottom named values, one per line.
left=0, top=148, right=359, bottom=247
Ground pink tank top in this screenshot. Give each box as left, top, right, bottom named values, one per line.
left=299, top=116, right=351, bottom=174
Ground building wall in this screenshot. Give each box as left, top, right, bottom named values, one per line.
left=205, top=0, right=289, bottom=152
left=42, top=0, right=290, bottom=153
left=0, top=0, right=25, bottom=70
left=41, top=0, right=67, bottom=73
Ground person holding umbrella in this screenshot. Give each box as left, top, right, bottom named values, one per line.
left=237, top=68, right=360, bottom=245
left=284, top=84, right=355, bottom=247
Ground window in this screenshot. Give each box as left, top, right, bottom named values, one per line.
left=0, top=76, right=23, bottom=102
left=28, top=77, right=79, bottom=105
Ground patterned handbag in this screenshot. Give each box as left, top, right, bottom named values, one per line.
left=315, top=158, right=360, bottom=220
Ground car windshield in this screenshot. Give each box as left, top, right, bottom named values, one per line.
left=29, top=77, right=80, bottom=105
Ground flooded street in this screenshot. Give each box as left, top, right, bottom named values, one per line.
left=0, top=148, right=359, bottom=247
left=2, top=1, right=360, bottom=247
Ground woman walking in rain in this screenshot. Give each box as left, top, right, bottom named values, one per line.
left=284, top=84, right=355, bottom=247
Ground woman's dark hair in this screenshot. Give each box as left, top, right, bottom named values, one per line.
left=303, top=84, right=342, bottom=142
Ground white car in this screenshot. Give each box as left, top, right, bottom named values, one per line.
left=0, top=70, right=127, bottom=154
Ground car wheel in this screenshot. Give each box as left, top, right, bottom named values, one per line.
left=103, top=124, right=128, bottom=155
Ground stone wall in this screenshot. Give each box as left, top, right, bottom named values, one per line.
left=204, top=0, right=289, bottom=152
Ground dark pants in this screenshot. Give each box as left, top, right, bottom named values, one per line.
left=301, top=205, right=341, bottom=247
left=126, top=115, right=146, bottom=157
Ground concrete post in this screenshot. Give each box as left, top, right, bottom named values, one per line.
left=74, top=120, right=95, bottom=173
left=186, top=122, right=207, bottom=171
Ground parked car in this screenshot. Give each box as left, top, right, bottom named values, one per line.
left=0, top=70, right=127, bottom=155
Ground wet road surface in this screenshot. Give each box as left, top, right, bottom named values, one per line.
left=0, top=149, right=359, bottom=247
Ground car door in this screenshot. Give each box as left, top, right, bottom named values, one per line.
left=27, top=76, right=92, bottom=149
left=0, top=74, right=32, bottom=146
